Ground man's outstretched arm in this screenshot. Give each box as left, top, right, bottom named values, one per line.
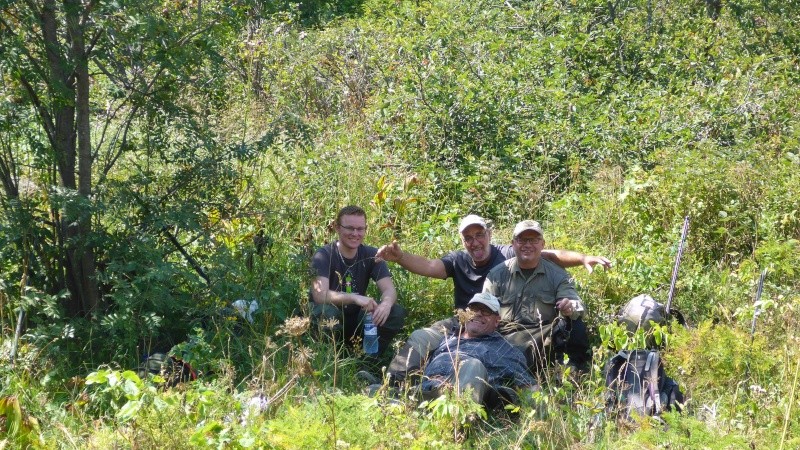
left=541, top=249, right=612, bottom=274
left=376, top=240, right=448, bottom=279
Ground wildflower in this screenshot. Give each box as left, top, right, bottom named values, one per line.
left=350, top=334, right=363, bottom=353
left=279, top=317, right=310, bottom=337
left=262, top=337, right=278, bottom=351
left=455, top=308, right=475, bottom=326
left=292, top=346, right=315, bottom=375
left=319, top=317, right=340, bottom=330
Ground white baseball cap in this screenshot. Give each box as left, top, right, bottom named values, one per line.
left=512, top=220, right=543, bottom=239
left=458, top=214, right=488, bottom=233
left=467, top=292, right=500, bottom=314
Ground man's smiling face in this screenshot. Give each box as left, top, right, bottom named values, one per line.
left=512, top=230, right=544, bottom=269
left=464, top=304, right=500, bottom=338
left=461, top=224, right=492, bottom=266
left=336, top=214, right=367, bottom=252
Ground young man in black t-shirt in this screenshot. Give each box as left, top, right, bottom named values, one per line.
left=310, top=206, right=406, bottom=356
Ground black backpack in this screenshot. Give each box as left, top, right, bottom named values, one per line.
left=605, top=295, right=685, bottom=419
left=604, top=349, right=684, bottom=420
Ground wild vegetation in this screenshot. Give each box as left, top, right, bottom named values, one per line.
left=1, top=0, right=798, bottom=448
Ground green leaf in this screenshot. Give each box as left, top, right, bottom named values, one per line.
left=122, top=379, right=140, bottom=398
left=85, top=370, right=109, bottom=385
left=117, top=400, right=142, bottom=422
left=121, top=370, right=143, bottom=384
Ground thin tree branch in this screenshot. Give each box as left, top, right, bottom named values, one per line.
left=161, top=226, right=210, bottom=285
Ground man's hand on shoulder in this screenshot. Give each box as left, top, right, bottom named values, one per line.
left=582, top=255, right=612, bottom=274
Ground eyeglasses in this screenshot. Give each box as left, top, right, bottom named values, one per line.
left=462, top=232, right=487, bottom=245
left=514, top=237, right=542, bottom=245
left=467, top=307, right=496, bottom=317
left=339, top=225, right=368, bottom=233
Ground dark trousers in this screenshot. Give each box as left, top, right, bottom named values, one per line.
left=563, top=317, right=591, bottom=367
left=311, top=302, right=407, bottom=356
left=503, top=317, right=591, bottom=372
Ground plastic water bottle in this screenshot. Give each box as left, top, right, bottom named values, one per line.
left=363, top=312, right=379, bottom=355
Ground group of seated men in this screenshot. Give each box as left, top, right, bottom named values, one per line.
left=309, top=205, right=611, bottom=406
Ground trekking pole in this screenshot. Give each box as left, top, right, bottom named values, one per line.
left=10, top=307, right=25, bottom=367
left=665, top=216, right=690, bottom=317
left=749, top=269, right=768, bottom=340
left=745, top=269, right=768, bottom=379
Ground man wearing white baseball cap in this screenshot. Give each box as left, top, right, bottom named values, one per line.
left=379, top=214, right=608, bottom=310
left=483, top=220, right=588, bottom=372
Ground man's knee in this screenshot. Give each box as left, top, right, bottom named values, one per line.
left=567, top=318, right=589, bottom=346
left=406, top=327, right=445, bottom=355
left=311, top=303, right=343, bottom=327
left=565, top=318, right=591, bottom=364
left=457, top=358, right=489, bottom=403
left=387, top=325, right=444, bottom=379
left=458, top=358, right=488, bottom=380
left=381, top=304, right=408, bottom=332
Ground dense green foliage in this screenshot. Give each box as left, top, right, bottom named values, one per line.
left=1, top=0, right=799, bottom=447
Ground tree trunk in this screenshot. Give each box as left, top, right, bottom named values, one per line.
left=41, top=0, right=100, bottom=316
left=68, top=0, right=100, bottom=314
left=41, top=0, right=77, bottom=190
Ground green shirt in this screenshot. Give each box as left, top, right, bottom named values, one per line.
left=483, top=257, right=584, bottom=332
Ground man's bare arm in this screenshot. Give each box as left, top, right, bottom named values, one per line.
left=371, top=276, right=398, bottom=326
left=541, top=249, right=612, bottom=274
left=376, top=240, right=448, bottom=279
left=310, top=276, right=376, bottom=311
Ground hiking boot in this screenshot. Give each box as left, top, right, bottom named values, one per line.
left=495, top=386, right=520, bottom=405
left=356, top=370, right=381, bottom=385
left=366, top=384, right=404, bottom=405
left=366, top=383, right=382, bottom=397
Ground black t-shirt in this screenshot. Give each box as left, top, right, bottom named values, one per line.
left=440, top=244, right=515, bottom=309
left=311, top=242, right=391, bottom=296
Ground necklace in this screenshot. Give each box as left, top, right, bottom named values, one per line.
left=336, top=241, right=360, bottom=293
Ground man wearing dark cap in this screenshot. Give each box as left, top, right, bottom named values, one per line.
left=483, top=220, right=588, bottom=372
left=375, top=214, right=607, bottom=383
left=420, top=292, right=536, bottom=406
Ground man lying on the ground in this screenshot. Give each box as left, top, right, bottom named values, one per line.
left=419, top=292, right=537, bottom=407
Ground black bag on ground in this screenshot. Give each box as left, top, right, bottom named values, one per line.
left=605, top=294, right=686, bottom=419
left=604, top=349, right=684, bottom=419
left=138, top=352, right=197, bottom=387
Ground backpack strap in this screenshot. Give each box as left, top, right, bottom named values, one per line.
left=644, top=351, right=663, bottom=414
left=604, top=350, right=630, bottom=408
left=608, top=351, right=630, bottom=384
